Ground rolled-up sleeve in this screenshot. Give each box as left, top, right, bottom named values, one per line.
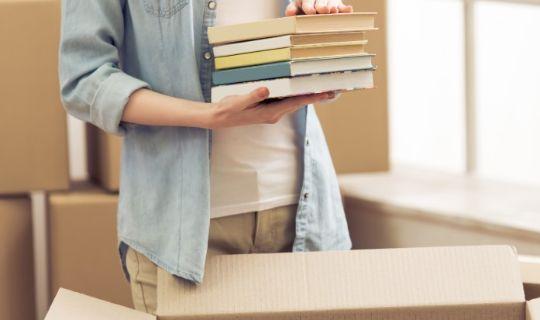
left=59, top=0, right=149, bottom=135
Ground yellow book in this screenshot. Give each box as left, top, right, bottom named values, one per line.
left=214, top=44, right=366, bottom=70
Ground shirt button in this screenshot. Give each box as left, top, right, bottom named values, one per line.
left=208, top=1, right=216, bottom=10
left=204, top=51, right=212, bottom=60
left=306, top=139, right=310, bottom=146
left=303, top=192, right=309, bottom=200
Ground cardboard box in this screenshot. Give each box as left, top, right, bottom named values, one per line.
left=340, top=171, right=540, bottom=256
left=315, top=0, right=389, bottom=174
left=48, top=185, right=132, bottom=307
left=87, top=124, right=122, bottom=191
left=46, top=246, right=540, bottom=319
left=522, top=256, right=540, bottom=300
left=0, top=0, right=69, bottom=194
left=530, top=299, right=540, bottom=320
left=0, top=196, right=35, bottom=320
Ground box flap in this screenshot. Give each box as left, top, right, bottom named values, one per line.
left=528, top=299, right=540, bottom=320
left=45, top=288, right=155, bottom=320
left=158, top=246, right=525, bottom=319
left=521, top=256, right=540, bottom=300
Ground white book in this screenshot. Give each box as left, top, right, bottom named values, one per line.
left=290, top=55, right=373, bottom=76
left=211, top=70, right=374, bottom=102
left=213, top=32, right=367, bottom=57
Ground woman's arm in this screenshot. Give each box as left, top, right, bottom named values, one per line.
left=122, top=88, right=332, bottom=130
left=60, top=0, right=330, bottom=134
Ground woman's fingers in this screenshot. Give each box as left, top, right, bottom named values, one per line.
left=230, top=87, right=269, bottom=110
left=255, top=93, right=329, bottom=123
left=285, top=2, right=300, bottom=16
left=338, top=3, right=354, bottom=13
left=286, top=0, right=353, bottom=15
left=315, top=0, right=330, bottom=14
left=301, top=0, right=317, bottom=15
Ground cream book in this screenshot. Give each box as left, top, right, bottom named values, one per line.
left=208, top=13, right=377, bottom=44
left=211, top=70, right=374, bottom=102
left=213, top=32, right=367, bottom=57
left=215, top=44, right=366, bottom=70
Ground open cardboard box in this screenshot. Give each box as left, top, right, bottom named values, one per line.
left=45, top=246, right=540, bottom=320
left=522, top=256, right=540, bottom=300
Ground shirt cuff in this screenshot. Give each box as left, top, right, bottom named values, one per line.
left=92, top=72, right=149, bottom=136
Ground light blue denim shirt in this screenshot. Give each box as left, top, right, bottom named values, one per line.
left=59, top=0, right=351, bottom=283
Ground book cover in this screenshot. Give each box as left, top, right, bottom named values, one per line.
left=208, top=13, right=377, bottom=44
left=213, top=32, right=367, bottom=57
left=211, top=70, right=374, bottom=102
left=213, top=55, right=374, bottom=85
left=214, top=44, right=366, bottom=70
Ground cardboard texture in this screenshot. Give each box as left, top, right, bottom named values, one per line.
left=315, top=0, right=389, bottom=174
left=522, top=257, right=540, bottom=300
left=87, top=124, right=122, bottom=192
left=340, top=171, right=540, bottom=256
left=528, top=299, right=540, bottom=320
left=158, top=246, right=524, bottom=319
left=0, top=196, right=35, bottom=320
left=45, top=246, right=538, bottom=320
left=0, top=0, right=69, bottom=194
left=48, top=185, right=132, bottom=307
left=45, top=289, right=154, bottom=320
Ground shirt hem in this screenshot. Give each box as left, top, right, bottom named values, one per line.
left=211, top=194, right=300, bottom=219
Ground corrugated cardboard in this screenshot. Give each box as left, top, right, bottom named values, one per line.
left=528, top=299, right=540, bottom=320
left=315, top=0, right=389, bottom=174
left=0, top=0, right=69, bottom=194
left=158, top=246, right=524, bottom=319
left=45, top=246, right=537, bottom=320
left=45, top=289, right=154, bottom=320
left=86, top=124, right=122, bottom=192
left=340, top=171, right=540, bottom=256
left=522, top=257, right=540, bottom=300
left=48, top=184, right=132, bottom=307
left=0, top=196, right=35, bottom=320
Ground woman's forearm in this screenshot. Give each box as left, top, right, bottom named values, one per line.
left=122, top=89, right=214, bottom=128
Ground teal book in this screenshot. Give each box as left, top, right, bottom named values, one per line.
left=213, top=62, right=291, bottom=85
left=212, top=55, right=374, bottom=86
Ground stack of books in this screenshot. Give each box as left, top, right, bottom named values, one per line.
left=208, top=13, right=377, bottom=102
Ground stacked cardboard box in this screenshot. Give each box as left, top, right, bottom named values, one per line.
left=48, top=184, right=132, bottom=308
left=0, top=0, right=69, bottom=194
left=0, top=196, right=35, bottom=320
left=317, top=0, right=389, bottom=174
left=45, top=246, right=540, bottom=319
left=208, top=13, right=377, bottom=102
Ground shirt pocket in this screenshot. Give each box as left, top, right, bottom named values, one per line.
left=142, top=0, right=189, bottom=18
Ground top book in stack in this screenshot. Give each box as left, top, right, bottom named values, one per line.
left=208, top=12, right=377, bottom=44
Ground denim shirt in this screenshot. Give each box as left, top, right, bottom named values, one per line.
left=59, top=0, right=351, bottom=283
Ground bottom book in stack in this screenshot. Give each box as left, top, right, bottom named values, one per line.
left=211, top=69, right=373, bottom=102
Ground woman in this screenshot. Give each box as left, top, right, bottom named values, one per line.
left=60, top=0, right=354, bottom=314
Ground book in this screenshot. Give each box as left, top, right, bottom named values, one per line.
left=213, top=32, right=367, bottom=57
left=213, top=55, right=374, bottom=85
left=208, top=13, right=377, bottom=44
left=211, top=70, right=374, bottom=102
left=214, top=44, right=366, bottom=70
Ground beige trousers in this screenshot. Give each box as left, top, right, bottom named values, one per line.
left=125, top=205, right=297, bottom=314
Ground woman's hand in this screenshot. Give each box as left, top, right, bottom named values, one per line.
left=285, top=0, right=353, bottom=16
left=207, top=87, right=333, bottom=129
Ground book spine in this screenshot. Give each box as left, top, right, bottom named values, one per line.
left=213, top=63, right=292, bottom=85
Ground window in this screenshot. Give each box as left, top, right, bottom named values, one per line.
left=388, top=0, right=540, bottom=185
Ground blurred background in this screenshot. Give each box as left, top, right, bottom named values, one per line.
left=0, top=0, right=539, bottom=319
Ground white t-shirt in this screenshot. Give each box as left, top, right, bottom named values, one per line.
left=210, top=0, right=301, bottom=218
